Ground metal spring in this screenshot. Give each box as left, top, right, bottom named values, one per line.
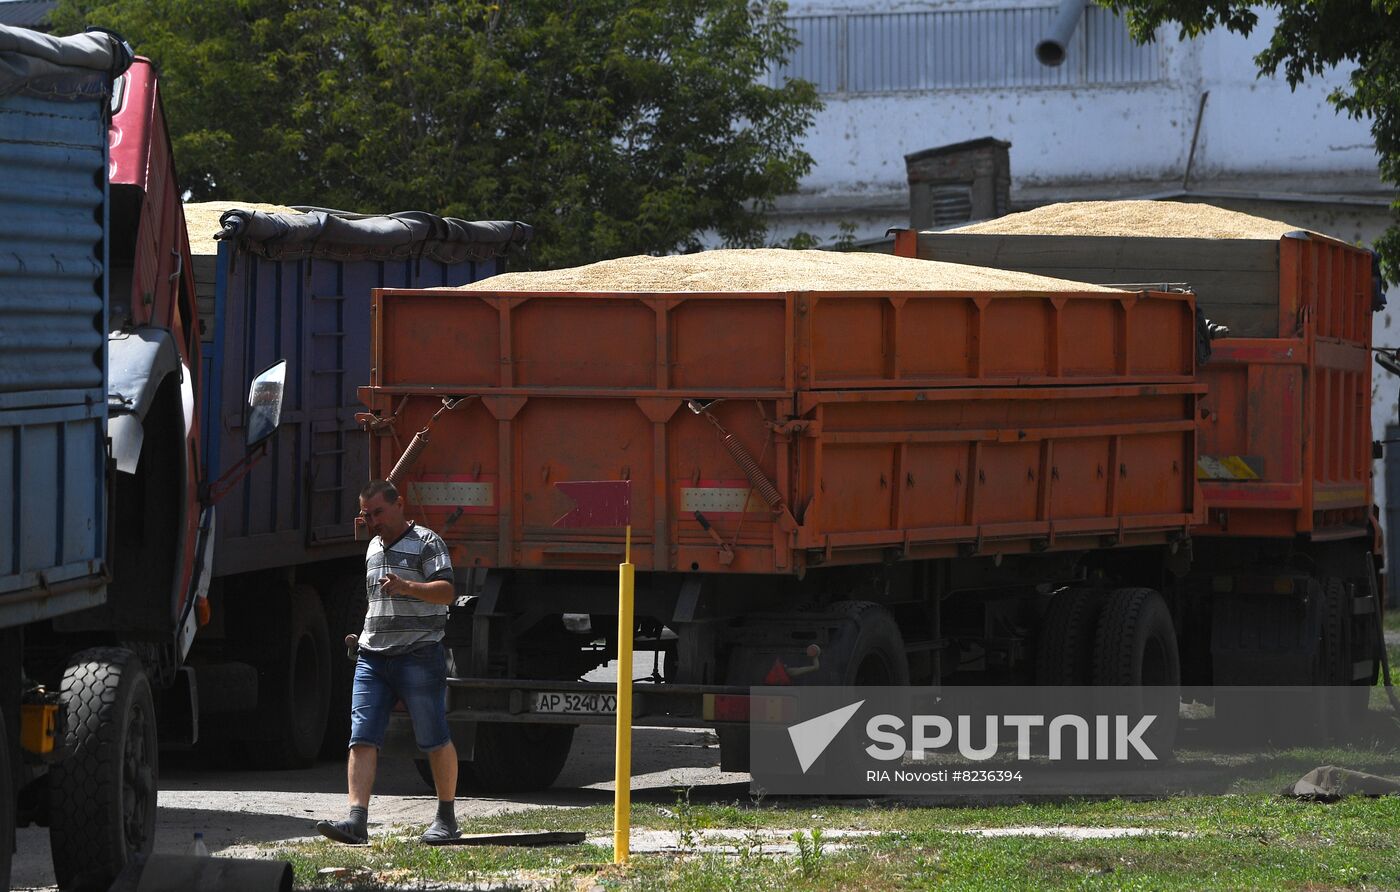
left=719, top=430, right=783, bottom=509
left=383, top=397, right=473, bottom=491
left=387, top=428, right=430, bottom=490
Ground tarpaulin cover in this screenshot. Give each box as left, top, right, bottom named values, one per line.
left=216, top=209, right=533, bottom=264
left=0, top=24, right=131, bottom=99
left=1285, top=766, right=1400, bottom=800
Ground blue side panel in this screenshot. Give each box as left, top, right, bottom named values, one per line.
left=0, top=93, right=106, bottom=406
left=199, top=240, right=232, bottom=499
left=207, top=251, right=504, bottom=576
left=0, top=88, right=109, bottom=625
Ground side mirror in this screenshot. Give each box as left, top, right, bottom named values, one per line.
left=1377, top=351, right=1400, bottom=378
left=246, top=360, right=287, bottom=449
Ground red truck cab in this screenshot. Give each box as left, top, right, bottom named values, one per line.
left=53, top=56, right=213, bottom=712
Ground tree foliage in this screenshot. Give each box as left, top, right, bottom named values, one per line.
left=1097, top=0, right=1400, bottom=284
left=53, top=0, right=821, bottom=268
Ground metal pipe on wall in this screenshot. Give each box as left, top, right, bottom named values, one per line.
left=1036, top=0, right=1086, bottom=67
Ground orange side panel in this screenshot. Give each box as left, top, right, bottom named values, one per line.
left=800, top=290, right=1195, bottom=388
left=364, top=286, right=1200, bottom=574
left=1196, top=235, right=1374, bottom=538
left=798, top=386, right=1199, bottom=563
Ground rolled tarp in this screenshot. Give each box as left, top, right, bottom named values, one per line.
left=214, top=209, right=533, bottom=264
left=0, top=24, right=132, bottom=98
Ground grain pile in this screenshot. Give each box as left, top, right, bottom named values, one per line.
left=450, top=248, right=1123, bottom=293
left=950, top=200, right=1311, bottom=240
left=183, top=201, right=301, bottom=256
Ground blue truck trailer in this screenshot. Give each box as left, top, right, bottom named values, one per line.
left=1, top=23, right=531, bottom=890
left=0, top=27, right=147, bottom=892
left=183, top=207, right=530, bottom=765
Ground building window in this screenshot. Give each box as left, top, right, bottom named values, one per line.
left=772, top=6, right=1163, bottom=94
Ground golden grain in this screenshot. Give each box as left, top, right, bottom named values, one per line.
left=183, top=201, right=301, bottom=256
left=450, top=248, right=1122, bottom=293
left=949, top=200, right=1310, bottom=240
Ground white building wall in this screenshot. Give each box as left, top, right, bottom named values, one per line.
left=769, top=1, right=1386, bottom=245
left=760, top=1, right=1398, bottom=542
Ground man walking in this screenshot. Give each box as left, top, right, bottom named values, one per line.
left=316, top=479, right=461, bottom=845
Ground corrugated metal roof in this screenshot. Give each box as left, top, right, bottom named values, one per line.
left=0, top=1, right=56, bottom=29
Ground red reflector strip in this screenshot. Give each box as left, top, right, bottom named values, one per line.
left=703, top=693, right=799, bottom=723
left=706, top=694, right=750, bottom=722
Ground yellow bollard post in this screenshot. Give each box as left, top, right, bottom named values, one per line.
left=613, top=525, right=634, bottom=864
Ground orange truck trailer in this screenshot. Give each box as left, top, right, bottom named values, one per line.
left=890, top=202, right=1383, bottom=715
left=356, top=249, right=1236, bottom=791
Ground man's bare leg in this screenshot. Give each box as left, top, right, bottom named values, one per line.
left=427, top=741, right=457, bottom=800
left=422, top=741, right=460, bottom=843
left=315, top=744, right=378, bottom=844
left=349, top=743, right=378, bottom=808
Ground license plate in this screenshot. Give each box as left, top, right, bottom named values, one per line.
left=533, top=691, right=617, bottom=715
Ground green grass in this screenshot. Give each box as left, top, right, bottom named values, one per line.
left=276, top=628, right=1400, bottom=889
left=1383, top=607, right=1400, bottom=635
left=273, top=792, right=1400, bottom=890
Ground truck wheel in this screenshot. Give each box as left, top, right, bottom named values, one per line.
left=1036, top=587, right=1106, bottom=685
left=1, top=710, right=13, bottom=892
left=48, top=648, right=157, bottom=891
left=251, top=586, right=332, bottom=769
left=1347, top=556, right=1381, bottom=723
left=414, top=724, right=576, bottom=795
left=1320, top=577, right=1358, bottom=742
left=819, top=601, right=910, bottom=686
left=1093, top=588, right=1180, bottom=754
left=1093, top=588, right=1180, bottom=687
left=467, top=723, right=576, bottom=794
left=320, top=573, right=367, bottom=758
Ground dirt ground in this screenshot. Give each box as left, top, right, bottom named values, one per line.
left=11, top=655, right=745, bottom=890
left=12, top=724, right=745, bottom=890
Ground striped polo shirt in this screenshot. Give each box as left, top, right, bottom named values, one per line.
left=359, top=522, right=454, bottom=655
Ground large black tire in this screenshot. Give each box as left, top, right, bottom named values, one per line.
left=1347, top=556, right=1382, bottom=723
left=465, top=723, right=575, bottom=794
left=247, top=585, right=332, bottom=769
left=320, top=572, right=367, bottom=759
left=418, top=723, right=576, bottom=795
left=1, top=710, right=13, bottom=892
left=1093, top=588, right=1180, bottom=687
left=1319, top=577, right=1356, bottom=741
left=1036, top=587, right=1106, bottom=685
left=715, top=602, right=908, bottom=773
left=815, top=601, right=911, bottom=686
left=48, top=648, right=157, bottom=891
left=1093, top=588, right=1180, bottom=755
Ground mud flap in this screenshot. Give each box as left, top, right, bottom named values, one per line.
left=1210, top=578, right=1322, bottom=685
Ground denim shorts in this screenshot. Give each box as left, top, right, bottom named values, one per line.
left=349, top=642, right=452, bottom=752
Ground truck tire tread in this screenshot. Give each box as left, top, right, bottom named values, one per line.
left=1321, top=577, right=1357, bottom=741
left=819, top=601, right=910, bottom=686
left=1, top=709, right=12, bottom=892
left=320, top=571, right=367, bottom=758
left=48, top=648, right=156, bottom=891
left=1092, top=587, right=1179, bottom=687
left=1036, top=587, right=1104, bottom=686
left=418, top=723, right=575, bottom=795
left=246, top=586, right=332, bottom=770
